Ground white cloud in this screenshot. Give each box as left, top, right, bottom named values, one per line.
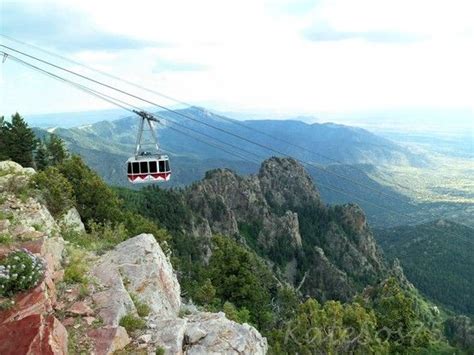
left=2, top=0, right=473, bottom=119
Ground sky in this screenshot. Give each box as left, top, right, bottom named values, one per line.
left=0, top=0, right=473, bottom=132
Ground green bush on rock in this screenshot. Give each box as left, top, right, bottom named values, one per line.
left=0, top=249, right=45, bottom=297
left=31, top=166, right=75, bottom=218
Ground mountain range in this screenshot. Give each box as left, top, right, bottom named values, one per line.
left=32, top=107, right=473, bottom=229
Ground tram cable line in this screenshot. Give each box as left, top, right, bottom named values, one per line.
left=0, top=34, right=414, bottom=194
left=1, top=44, right=417, bottom=207
left=1, top=51, right=263, bottom=169
left=2, top=50, right=470, bottom=245
left=5, top=51, right=264, bottom=165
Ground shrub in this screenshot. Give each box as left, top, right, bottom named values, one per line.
left=57, top=156, right=123, bottom=225
left=119, top=314, right=146, bottom=332
left=223, top=301, right=251, bottom=324
left=0, top=234, right=13, bottom=246
left=31, top=167, right=75, bottom=218
left=0, top=298, right=15, bottom=310
left=0, top=249, right=45, bottom=296
left=88, top=221, right=128, bottom=251
left=130, top=293, right=151, bottom=317
left=194, top=278, right=216, bottom=305
left=64, top=247, right=89, bottom=285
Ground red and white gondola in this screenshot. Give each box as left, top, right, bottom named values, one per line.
left=126, top=110, right=171, bottom=184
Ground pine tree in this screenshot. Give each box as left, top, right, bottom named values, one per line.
left=5, top=113, right=37, bottom=167
left=0, top=116, right=9, bottom=160
left=46, top=134, right=67, bottom=165
left=35, top=141, right=50, bottom=170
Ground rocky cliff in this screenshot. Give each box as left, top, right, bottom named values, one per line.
left=0, top=161, right=267, bottom=354
left=185, top=157, right=386, bottom=300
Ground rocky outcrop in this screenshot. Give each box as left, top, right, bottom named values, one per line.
left=59, top=207, right=85, bottom=233
left=184, top=312, right=267, bottom=355
left=258, top=157, right=320, bottom=210
left=0, top=314, right=67, bottom=355
left=185, top=157, right=387, bottom=300
left=185, top=159, right=307, bottom=258
left=92, top=234, right=181, bottom=324
left=0, top=206, right=67, bottom=352
left=87, top=326, right=131, bottom=355
left=90, top=234, right=268, bottom=354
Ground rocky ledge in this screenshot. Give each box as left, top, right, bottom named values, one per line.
left=89, top=234, right=267, bottom=354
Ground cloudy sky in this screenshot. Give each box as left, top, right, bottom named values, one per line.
left=1, top=0, right=473, bottom=130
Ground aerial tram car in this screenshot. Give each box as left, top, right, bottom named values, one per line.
left=127, top=110, right=171, bottom=184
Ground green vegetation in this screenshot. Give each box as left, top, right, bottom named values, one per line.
left=130, top=293, right=151, bottom=317
left=64, top=247, right=90, bottom=286
left=30, top=167, right=75, bottom=218
left=270, top=278, right=455, bottom=354
left=57, top=156, right=124, bottom=226
left=444, top=315, right=474, bottom=353
left=207, top=236, right=275, bottom=330
left=0, top=298, right=15, bottom=311
left=375, top=220, right=474, bottom=317
left=222, top=301, right=251, bottom=324
left=0, top=250, right=45, bottom=297
left=0, top=234, right=13, bottom=246
left=0, top=113, right=37, bottom=167
left=35, top=134, right=68, bottom=170
left=119, top=313, right=146, bottom=332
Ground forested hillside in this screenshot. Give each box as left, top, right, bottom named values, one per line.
left=375, top=220, right=474, bottom=317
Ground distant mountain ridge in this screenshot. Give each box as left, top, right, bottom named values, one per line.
left=34, top=107, right=428, bottom=185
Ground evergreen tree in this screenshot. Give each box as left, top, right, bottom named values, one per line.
left=57, top=155, right=123, bottom=225
left=46, top=134, right=67, bottom=165
left=0, top=116, right=9, bottom=160
left=5, top=113, right=37, bottom=167
left=35, top=141, right=50, bottom=170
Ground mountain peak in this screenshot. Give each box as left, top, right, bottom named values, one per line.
left=258, top=157, right=320, bottom=210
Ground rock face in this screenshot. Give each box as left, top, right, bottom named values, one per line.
left=92, top=233, right=181, bottom=324
left=91, top=234, right=268, bottom=354
left=185, top=157, right=386, bottom=300
left=184, top=312, right=267, bottom=355
left=0, top=161, right=73, bottom=354
left=185, top=158, right=307, bottom=257
left=0, top=314, right=67, bottom=355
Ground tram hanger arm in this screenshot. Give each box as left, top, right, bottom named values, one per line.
left=132, top=110, right=160, bottom=123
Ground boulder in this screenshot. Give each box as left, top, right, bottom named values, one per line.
left=0, top=314, right=67, bottom=355
left=87, top=326, right=130, bottom=355
left=147, top=318, right=188, bottom=354
left=0, top=236, right=64, bottom=324
left=92, top=287, right=135, bottom=326
left=92, top=234, right=181, bottom=320
left=0, top=161, right=27, bottom=174
left=68, top=301, right=94, bottom=316
left=184, top=312, right=268, bottom=355
left=0, top=200, right=67, bottom=354
left=90, top=234, right=268, bottom=354
left=3, top=196, right=58, bottom=236
left=59, top=207, right=85, bottom=233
